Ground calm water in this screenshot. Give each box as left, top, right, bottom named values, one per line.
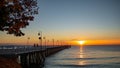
left=44, top=45, right=120, bottom=68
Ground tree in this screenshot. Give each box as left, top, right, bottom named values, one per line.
left=0, top=0, right=38, bottom=36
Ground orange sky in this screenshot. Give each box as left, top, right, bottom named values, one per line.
left=70, top=39, right=120, bottom=46
left=0, top=32, right=120, bottom=45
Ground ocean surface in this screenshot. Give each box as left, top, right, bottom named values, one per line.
left=44, top=45, right=120, bottom=68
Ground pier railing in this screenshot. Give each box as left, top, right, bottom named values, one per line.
left=0, top=45, right=71, bottom=68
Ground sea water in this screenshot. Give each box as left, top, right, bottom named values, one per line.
left=44, top=45, right=120, bottom=68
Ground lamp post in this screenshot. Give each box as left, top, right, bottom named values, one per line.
left=43, top=37, right=46, bottom=46
left=38, top=31, right=42, bottom=47
left=52, top=39, right=54, bottom=47
left=57, top=40, right=59, bottom=46
left=43, top=37, right=46, bottom=49
left=27, top=37, right=30, bottom=45
left=47, top=40, right=49, bottom=46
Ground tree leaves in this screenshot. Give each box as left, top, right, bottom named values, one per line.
left=0, top=0, right=38, bottom=36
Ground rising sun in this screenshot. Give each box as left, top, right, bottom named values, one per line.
left=78, top=41, right=85, bottom=45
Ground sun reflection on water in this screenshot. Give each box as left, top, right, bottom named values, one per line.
left=78, top=46, right=86, bottom=65
left=79, top=46, right=83, bottom=58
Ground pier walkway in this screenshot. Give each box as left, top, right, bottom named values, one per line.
left=0, top=45, right=71, bottom=68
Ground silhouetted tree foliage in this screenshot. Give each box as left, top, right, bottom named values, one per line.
left=0, top=0, right=38, bottom=36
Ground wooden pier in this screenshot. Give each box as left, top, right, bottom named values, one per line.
left=0, top=45, right=71, bottom=68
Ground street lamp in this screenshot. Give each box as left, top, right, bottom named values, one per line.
left=52, top=39, right=54, bottom=47
left=27, top=37, right=30, bottom=45
left=38, top=31, right=42, bottom=46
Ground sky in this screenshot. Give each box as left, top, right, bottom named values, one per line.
left=0, top=0, right=120, bottom=45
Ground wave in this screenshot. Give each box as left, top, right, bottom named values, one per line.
left=58, top=56, right=120, bottom=60
left=55, top=63, right=120, bottom=68
left=56, top=64, right=100, bottom=67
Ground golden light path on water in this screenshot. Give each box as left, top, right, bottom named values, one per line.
left=77, top=40, right=86, bottom=65
left=78, top=45, right=86, bottom=65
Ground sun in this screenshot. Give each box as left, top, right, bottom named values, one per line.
left=78, top=41, right=85, bottom=45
